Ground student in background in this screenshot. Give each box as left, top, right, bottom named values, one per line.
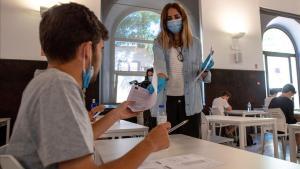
left=5, top=3, right=170, bottom=169
left=212, top=91, right=234, bottom=137
left=149, top=3, right=213, bottom=138
left=264, top=88, right=279, bottom=109
left=269, top=84, right=300, bottom=146
left=212, top=91, right=232, bottom=115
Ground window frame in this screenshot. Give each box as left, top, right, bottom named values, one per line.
left=263, top=28, right=300, bottom=108
left=111, top=10, right=160, bottom=102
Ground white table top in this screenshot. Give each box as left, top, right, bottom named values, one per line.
left=94, top=134, right=300, bottom=169
left=104, top=120, right=148, bottom=134
left=288, top=123, right=300, bottom=129
left=206, top=115, right=275, bottom=125
left=226, top=110, right=269, bottom=116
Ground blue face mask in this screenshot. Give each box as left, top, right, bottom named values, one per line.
left=82, top=65, right=94, bottom=90
left=167, top=19, right=183, bottom=34
left=148, top=76, right=153, bottom=82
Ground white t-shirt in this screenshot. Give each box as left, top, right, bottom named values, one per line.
left=212, top=97, right=231, bottom=115
left=166, top=47, right=184, bottom=96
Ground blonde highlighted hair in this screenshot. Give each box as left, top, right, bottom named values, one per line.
left=158, top=3, right=193, bottom=49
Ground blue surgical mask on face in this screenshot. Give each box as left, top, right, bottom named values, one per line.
left=82, top=59, right=94, bottom=90
left=167, top=19, right=182, bottom=34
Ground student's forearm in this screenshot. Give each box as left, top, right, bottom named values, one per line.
left=92, top=110, right=119, bottom=139
left=99, top=139, right=154, bottom=169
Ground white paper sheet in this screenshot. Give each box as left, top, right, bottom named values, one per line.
left=138, top=154, right=223, bottom=169
left=127, top=70, right=158, bottom=112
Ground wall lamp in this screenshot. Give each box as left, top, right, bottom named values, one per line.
left=231, top=32, right=245, bottom=63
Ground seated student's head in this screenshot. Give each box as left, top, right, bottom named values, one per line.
left=281, top=84, right=296, bottom=98
left=145, top=68, right=154, bottom=81
left=269, top=88, right=279, bottom=97
left=220, top=91, right=231, bottom=101
left=40, top=3, right=108, bottom=85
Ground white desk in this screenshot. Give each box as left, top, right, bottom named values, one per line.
left=94, top=134, right=300, bottom=169
left=0, top=118, right=10, bottom=143
left=226, top=110, right=269, bottom=117
left=100, top=120, right=148, bottom=138
left=206, top=115, right=279, bottom=158
left=288, top=124, right=300, bottom=163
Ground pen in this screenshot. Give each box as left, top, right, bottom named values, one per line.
left=168, top=120, right=189, bottom=134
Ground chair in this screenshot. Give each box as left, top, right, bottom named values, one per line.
left=261, top=108, right=288, bottom=159
left=0, top=145, right=24, bottom=169
left=201, top=112, right=234, bottom=144
left=210, top=107, right=230, bottom=136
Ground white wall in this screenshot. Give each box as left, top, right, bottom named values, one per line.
left=0, top=0, right=101, bottom=60
left=260, top=0, right=300, bottom=15
left=201, top=0, right=263, bottom=70
left=201, top=0, right=300, bottom=71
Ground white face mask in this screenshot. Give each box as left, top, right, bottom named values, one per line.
left=148, top=76, right=153, bottom=82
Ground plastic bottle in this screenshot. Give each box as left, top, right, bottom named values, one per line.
left=90, top=99, right=97, bottom=110
left=247, top=102, right=251, bottom=112
left=157, top=104, right=167, bottom=124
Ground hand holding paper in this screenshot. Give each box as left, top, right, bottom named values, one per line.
left=200, top=49, right=214, bottom=71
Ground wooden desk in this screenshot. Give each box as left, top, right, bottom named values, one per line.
left=288, top=124, right=300, bottom=163
left=94, top=134, right=299, bottom=169
left=206, top=115, right=278, bottom=158
left=0, top=118, right=10, bottom=143
left=100, top=120, right=148, bottom=138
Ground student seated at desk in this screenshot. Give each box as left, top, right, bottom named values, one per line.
left=269, top=84, right=300, bottom=149
left=212, top=91, right=232, bottom=115
left=4, top=3, right=170, bottom=169
left=212, top=91, right=234, bottom=137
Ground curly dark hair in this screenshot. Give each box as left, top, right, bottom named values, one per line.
left=39, top=3, right=108, bottom=63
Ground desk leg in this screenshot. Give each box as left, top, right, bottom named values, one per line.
left=239, top=124, right=245, bottom=149
left=212, top=123, right=216, bottom=135
left=272, top=122, right=279, bottom=158
left=289, top=128, right=297, bottom=162
left=6, top=119, right=10, bottom=143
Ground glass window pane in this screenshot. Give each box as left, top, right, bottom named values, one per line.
left=267, top=56, right=291, bottom=88
left=263, top=28, right=295, bottom=54
left=115, top=11, right=160, bottom=41
left=115, top=41, right=154, bottom=71
left=116, top=75, right=145, bottom=103
left=291, top=57, right=299, bottom=109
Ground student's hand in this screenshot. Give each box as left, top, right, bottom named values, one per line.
left=113, top=101, right=140, bottom=120
left=147, top=77, right=166, bottom=94
left=88, top=105, right=105, bottom=122
left=144, top=122, right=171, bottom=152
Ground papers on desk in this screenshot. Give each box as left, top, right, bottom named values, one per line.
left=139, top=154, right=223, bottom=169
left=127, top=70, right=158, bottom=112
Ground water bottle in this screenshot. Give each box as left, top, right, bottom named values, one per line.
left=90, top=99, right=97, bottom=110
left=247, top=102, right=251, bottom=112
left=157, top=105, right=167, bottom=124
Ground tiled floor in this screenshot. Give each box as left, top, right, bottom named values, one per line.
left=230, top=132, right=300, bottom=164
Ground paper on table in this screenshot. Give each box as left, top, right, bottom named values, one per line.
left=138, top=154, right=223, bottom=169
left=127, top=70, right=158, bottom=112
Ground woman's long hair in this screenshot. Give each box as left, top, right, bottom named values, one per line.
left=158, top=3, right=193, bottom=49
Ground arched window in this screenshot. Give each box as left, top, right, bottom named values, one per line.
left=113, top=11, right=160, bottom=102
left=263, top=28, right=299, bottom=108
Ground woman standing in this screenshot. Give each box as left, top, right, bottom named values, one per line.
left=149, top=3, right=213, bottom=138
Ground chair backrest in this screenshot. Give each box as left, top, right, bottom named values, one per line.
left=200, top=112, right=210, bottom=140
left=268, top=108, right=287, bottom=132
left=211, top=107, right=224, bottom=116
left=0, top=155, right=24, bottom=169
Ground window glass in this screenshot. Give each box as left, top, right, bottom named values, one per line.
left=263, top=28, right=295, bottom=54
